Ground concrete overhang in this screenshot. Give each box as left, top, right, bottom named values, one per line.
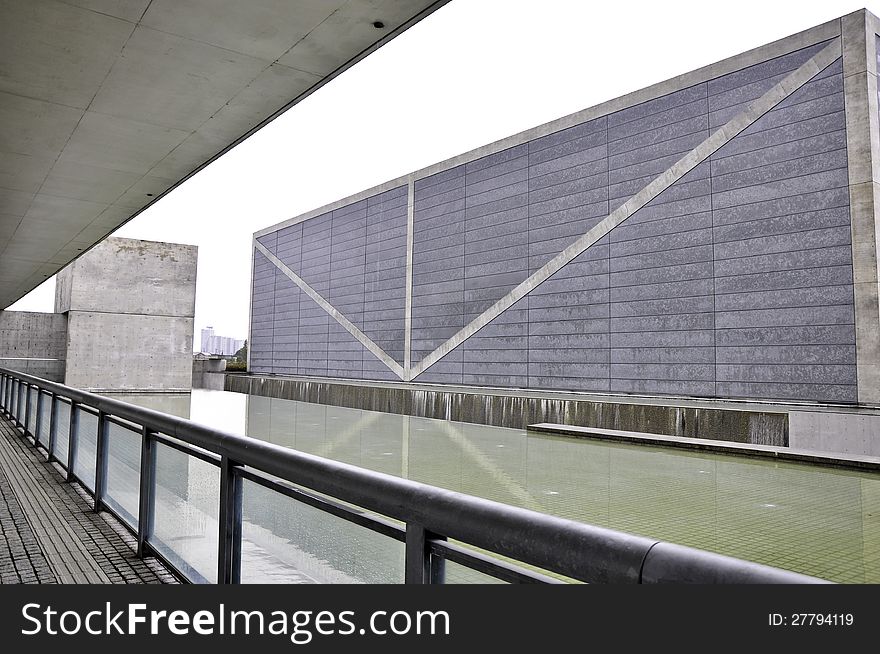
left=0, top=0, right=448, bottom=309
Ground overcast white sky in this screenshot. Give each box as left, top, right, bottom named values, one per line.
left=7, top=0, right=874, bottom=340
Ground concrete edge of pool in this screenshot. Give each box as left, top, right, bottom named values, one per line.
left=527, top=424, right=880, bottom=473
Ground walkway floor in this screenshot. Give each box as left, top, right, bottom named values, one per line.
left=0, top=415, right=177, bottom=584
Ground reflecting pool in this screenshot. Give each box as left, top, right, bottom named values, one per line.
left=107, top=389, right=880, bottom=584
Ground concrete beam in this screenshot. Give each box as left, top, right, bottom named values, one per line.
left=0, top=0, right=450, bottom=309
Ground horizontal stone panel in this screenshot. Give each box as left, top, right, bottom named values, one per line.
left=529, top=376, right=611, bottom=391
left=611, top=330, right=715, bottom=348
left=714, top=284, right=853, bottom=311
left=716, top=344, right=856, bottom=365
left=528, top=117, right=606, bottom=154
left=611, top=346, right=715, bottom=364
left=717, top=363, right=856, bottom=384
left=610, top=379, right=715, bottom=396
left=611, top=295, right=715, bottom=318
left=713, top=265, right=852, bottom=294
left=715, top=325, right=855, bottom=346
left=714, top=305, right=855, bottom=329
left=713, top=244, right=853, bottom=276
left=715, top=381, right=856, bottom=402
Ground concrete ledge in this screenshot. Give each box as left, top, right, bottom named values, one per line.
left=228, top=374, right=789, bottom=445
left=526, top=423, right=880, bottom=473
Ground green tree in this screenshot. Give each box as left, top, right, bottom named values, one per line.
left=233, top=340, right=248, bottom=362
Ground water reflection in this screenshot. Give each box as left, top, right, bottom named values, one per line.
left=101, top=390, right=880, bottom=584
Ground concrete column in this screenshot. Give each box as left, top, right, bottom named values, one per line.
left=843, top=9, right=880, bottom=404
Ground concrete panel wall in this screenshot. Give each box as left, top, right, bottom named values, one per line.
left=192, top=358, right=226, bottom=390
left=54, top=237, right=197, bottom=316
left=58, top=237, right=197, bottom=391
left=64, top=312, right=193, bottom=391
left=0, top=310, right=67, bottom=381
left=251, top=31, right=866, bottom=405
left=790, top=409, right=880, bottom=456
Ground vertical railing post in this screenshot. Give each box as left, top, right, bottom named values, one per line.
left=94, top=411, right=108, bottom=512
left=22, top=383, right=30, bottom=433
left=136, top=427, right=155, bottom=559
left=430, top=535, right=447, bottom=584
left=405, top=524, right=446, bottom=584
left=66, top=402, right=79, bottom=482
left=217, top=455, right=242, bottom=584
left=34, top=390, right=44, bottom=448
left=47, top=394, right=57, bottom=462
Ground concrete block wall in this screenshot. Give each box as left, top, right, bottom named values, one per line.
left=0, top=310, right=67, bottom=381
left=57, top=237, right=197, bottom=391
left=251, top=11, right=880, bottom=405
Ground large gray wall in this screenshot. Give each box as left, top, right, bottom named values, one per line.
left=57, top=237, right=197, bottom=391
left=251, top=31, right=862, bottom=404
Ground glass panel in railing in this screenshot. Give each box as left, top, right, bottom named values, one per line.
left=17, top=382, right=24, bottom=420
left=37, top=392, right=52, bottom=446
left=103, top=421, right=142, bottom=528
left=73, top=408, right=98, bottom=491
left=52, top=400, right=71, bottom=465
left=442, top=559, right=507, bottom=584
left=149, top=441, right=219, bottom=583
left=27, top=387, right=38, bottom=436
left=239, top=479, right=404, bottom=584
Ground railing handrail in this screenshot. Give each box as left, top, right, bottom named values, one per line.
left=0, top=367, right=828, bottom=584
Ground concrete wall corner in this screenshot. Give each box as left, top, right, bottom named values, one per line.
left=843, top=9, right=880, bottom=404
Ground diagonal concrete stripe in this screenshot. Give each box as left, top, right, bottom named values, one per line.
left=408, top=38, right=843, bottom=380
left=254, top=243, right=406, bottom=380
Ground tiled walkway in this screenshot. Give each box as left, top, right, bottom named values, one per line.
left=0, top=415, right=177, bottom=584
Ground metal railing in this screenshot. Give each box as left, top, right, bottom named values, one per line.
left=0, top=368, right=827, bottom=584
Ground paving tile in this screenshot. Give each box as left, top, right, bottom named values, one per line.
left=0, top=414, right=177, bottom=585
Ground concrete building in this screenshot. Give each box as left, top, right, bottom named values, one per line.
left=56, top=237, right=197, bottom=391
left=0, top=237, right=197, bottom=391
left=249, top=10, right=880, bottom=408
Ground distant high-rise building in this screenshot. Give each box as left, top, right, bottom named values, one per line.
left=199, top=326, right=244, bottom=356
left=200, top=326, right=214, bottom=354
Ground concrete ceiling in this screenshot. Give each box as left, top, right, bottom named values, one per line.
left=0, top=0, right=447, bottom=309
